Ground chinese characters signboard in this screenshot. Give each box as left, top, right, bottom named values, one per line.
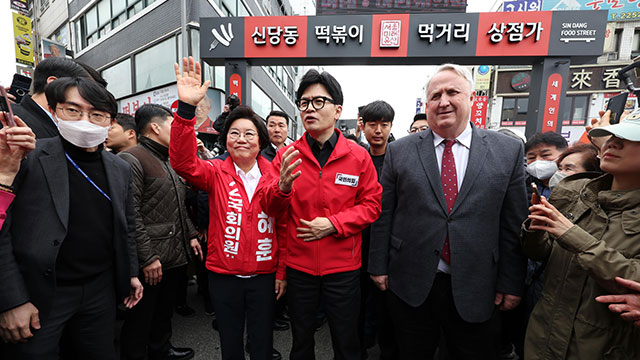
left=316, top=0, right=467, bottom=15
left=496, top=65, right=629, bottom=95
left=201, top=10, right=607, bottom=66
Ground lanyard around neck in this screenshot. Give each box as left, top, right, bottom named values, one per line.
left=64, top=152, right=112, bottom=202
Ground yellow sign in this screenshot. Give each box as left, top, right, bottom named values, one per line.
left=13, top=12, right=34, bottom=67
left=474, top=65, right=492, bottom=91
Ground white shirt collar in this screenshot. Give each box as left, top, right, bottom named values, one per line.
left=36, top=101, right=56, bottom=123
left=432, top=121, right=472, bottom=149
left=233, top=161, right=261, bottom=179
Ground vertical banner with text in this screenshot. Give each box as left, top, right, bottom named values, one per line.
left=13, top=12, right=34, bottom=67
left=472, top=94, right=488, bottom=129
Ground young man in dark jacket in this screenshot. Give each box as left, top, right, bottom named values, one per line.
left=119, top=104, right=199, bottom=360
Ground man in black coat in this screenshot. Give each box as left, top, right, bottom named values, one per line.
left=0, top=77, right=142, bottom=359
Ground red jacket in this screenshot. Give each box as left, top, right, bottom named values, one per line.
left=272, top=130, right=382, bottom=276
left=170, top=112, right=291, bottom=279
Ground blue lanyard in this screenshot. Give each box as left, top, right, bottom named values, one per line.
left=64, top=152, right=112, bottom=202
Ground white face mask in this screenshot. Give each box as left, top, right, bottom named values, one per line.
left=526, top=160, right=558, bottom=180
left=57, top=118, right=110, bottom=149
left=548, top=171, right=569, bottom=189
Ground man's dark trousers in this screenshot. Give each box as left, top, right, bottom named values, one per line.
left=387, top=272, right=501, bottom=360
left=287, top=267, right=361, bottom=360
left=120, top=265, right=187, bottom=359
left=1, top=270, right=116, bottom=360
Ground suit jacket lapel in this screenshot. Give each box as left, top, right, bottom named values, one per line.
left=416, top=131, right=448, bottom=215
left=451, top=126, right=488, bottom=214
left=39, top=140, right=69, bottom=229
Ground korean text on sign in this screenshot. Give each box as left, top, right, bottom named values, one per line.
left=487, top=22, right=544, bottom=43
left=315, top=25, right=364, bottom=44
left=252, top=26, right=299, bottom=45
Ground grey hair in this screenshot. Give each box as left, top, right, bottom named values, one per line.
left=426, top=63, right=474, bottom=94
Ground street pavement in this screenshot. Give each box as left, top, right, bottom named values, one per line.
left=148, top=280, right=381, bottom=360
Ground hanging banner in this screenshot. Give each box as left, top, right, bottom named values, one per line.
left=13, top=12, right=34, bottom=67
left=474, top=65, right=492, bottom=91
left=11, top=0, right=29, bottom=14
left=471, top=94, right=488, bottom=129
left=542, top=0, right=640, bottom=22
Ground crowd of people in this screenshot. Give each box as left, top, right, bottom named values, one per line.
left=0, top=55, right=639, bottom=360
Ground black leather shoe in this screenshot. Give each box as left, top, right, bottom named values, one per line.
left=245, top=342, right=282, bottom=360
left=152, top=346, right=194, bottom=360
left=211, top=318, right=218, bottom=331
left=273, top=318, right=290, bottom=331
left=175, top=305, right=196, bottom=318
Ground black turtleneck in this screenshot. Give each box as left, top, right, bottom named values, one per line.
left=56, top=138, right=114, bottom=285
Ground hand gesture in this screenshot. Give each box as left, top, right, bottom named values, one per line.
left=0, top=302, right=40, bottom=343
left=124, top=277, right=144, bottom=309
left=527, top=196, right=574, bottom=238
left=174, top=56, right=211, bottom=106
left=275, top=279, right=287, bottom=300
left=297, top=217, right=336, bottom=241
left=0, top=113, right=35, bottom=185
left=370, top=274, right=388, bottom=291
left=190, top=237, right=203, bottom=261
left=278, top=147, right=301, bottom=193
left=143, top=259, right=163, bottom=285
left=495, top=292, right=521, bottom=311
left=596, top=277, right=640, bottom=328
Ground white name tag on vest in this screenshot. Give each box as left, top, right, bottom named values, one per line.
left=335, top=173, right=359, bottom=187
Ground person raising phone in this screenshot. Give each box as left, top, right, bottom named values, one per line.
left=0, top=113, right=36, bottom=228
left=521, top=109, right=640, bottom=359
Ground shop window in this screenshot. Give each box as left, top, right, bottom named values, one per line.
left=562, top=95, right=589, bottom=126
left=135, top=37, right=177, bottom=92
left=102, top=59, right=132, bottom=99
left=500, top=98, right=528, bottom=126
left=251, top=81, right=271, bottom=119
left=632, top=29, right=640, bottom=59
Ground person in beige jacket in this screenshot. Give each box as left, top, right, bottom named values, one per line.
left=521, top=111, right=640, bottom=359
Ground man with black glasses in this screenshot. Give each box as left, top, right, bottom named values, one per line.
left=272, top=70, right=382, bottom=360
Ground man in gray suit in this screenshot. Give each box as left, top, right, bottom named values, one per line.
left=368, top=64, right=528, bottom=359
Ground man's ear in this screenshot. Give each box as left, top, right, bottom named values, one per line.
left=46, top=76, right=58, bottom=86
left=126, top=129, right=137, bottom=140
left=334, top=104, right=343, bottom=121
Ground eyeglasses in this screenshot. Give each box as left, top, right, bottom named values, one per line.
left=56, top=105, right=111, bottom=125
left=228, top=129, right=257, bottom=141
left=409, top=126, right=429, bottom=134
left=295, top=96, right=335, bottom=112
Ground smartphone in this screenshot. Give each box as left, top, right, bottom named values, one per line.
left=0, top=87, right=16, bottom=127
left=531, top=182, right=540, bottom=204
left=606, top=92, right=629, bottom=125
left=8, top=74, right=31, bottom=104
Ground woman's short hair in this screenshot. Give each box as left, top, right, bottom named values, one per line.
left=221, top=105, right=269, bottom=152
left=557, top=143, right=601, bottom=172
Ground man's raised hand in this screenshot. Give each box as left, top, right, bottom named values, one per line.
left=278, top=147, right=301, bottom=193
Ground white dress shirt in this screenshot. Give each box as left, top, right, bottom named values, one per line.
left=432, top=122, right=472, bottom=273
left=233, top=161, right=262, bottom=203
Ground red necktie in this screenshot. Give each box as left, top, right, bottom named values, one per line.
left=440, top=139, right=458, bottom=264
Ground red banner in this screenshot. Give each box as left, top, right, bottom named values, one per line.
left=471, top=94, right=488, bottom=129
left=542, top=73, right=562, bottom=133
